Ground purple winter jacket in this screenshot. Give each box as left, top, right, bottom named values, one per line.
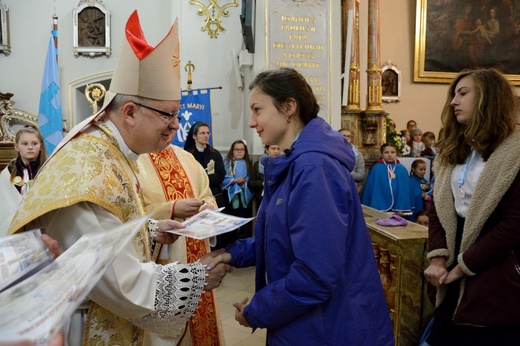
left=227, top=117, right=394, bottom=345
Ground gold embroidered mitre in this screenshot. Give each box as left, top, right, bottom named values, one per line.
left=102, top=10, right=181, bottom=110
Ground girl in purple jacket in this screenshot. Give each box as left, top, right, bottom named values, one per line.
left=217, top=68, right=394, bottom=345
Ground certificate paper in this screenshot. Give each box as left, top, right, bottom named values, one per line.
left=0, top=229, right=53, bottom=293
left=0, top=216, right=147, bottom=345
left=167, top=209, right=255, bottom=240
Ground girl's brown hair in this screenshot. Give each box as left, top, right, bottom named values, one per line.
left=249, top=68, right=319, bottom=125
left=411, top=159, right=426, bottom=176
left=436, top=68, right=518, bottom=165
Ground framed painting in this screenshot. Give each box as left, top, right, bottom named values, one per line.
left=73, top=0, right=111, bottom=57
left=414, top=0, right=520, bottom=85
left=382, top=61, right=401, bottom=103
left=0, top=2, right=10, bottom=54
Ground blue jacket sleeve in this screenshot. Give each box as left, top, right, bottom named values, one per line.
left=227, top=237, right=256, bottom=267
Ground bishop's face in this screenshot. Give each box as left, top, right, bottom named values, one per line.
left=130, top=99, right=180, bottom=154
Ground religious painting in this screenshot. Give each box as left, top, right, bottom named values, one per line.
left=72, top=0, right=111, bottom=57
left=382, top=61, right=401, bottom=103
left=414, top=0, right=520, bottom=85
left=0, top=2, right=10, bottom=54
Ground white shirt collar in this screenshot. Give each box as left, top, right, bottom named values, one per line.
left=103, top=119, right=139, bottom=162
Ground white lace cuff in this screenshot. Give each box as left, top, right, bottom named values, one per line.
left=148, top=219, right=159, bottom=248
left=128, top=261, right=206, bottom=337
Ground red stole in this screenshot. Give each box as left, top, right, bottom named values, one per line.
left=148, top=149, right=221, bottom=346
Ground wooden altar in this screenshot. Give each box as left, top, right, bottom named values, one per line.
left=362, top=206, right=434, bottom=346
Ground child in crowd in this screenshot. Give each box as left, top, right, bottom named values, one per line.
left=362, top=143, right=412, bottom=213
left=221, top=139, right=255, bottom=241
left=408, top=128, right=425, bottom=157
left=0, top=125, right=47, bottom=232
left=415, top=210, right=429, bottom=227
left=400, top=129, right=411, bottom=156
left=421, top=131, right=437, bottom=161
left=409, top=159, right=430, bottom=219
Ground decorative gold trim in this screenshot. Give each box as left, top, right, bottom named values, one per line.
left=189, top=0, right=238, bottom=38
left=84, top=83, right=106, bottom=115
left=67, top=71, right=112, bottom=128
left=0, top=99, right=38, bottom=142
left=185, top=61, right=195, bottom=91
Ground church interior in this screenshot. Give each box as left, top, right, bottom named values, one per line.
left=2, top=0, right=519, bottom=345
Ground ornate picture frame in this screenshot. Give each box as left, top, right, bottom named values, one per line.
left=0, top=2, right=10, bottom=54
left=72, top=0, right=111, bottom=57
left=382, top=61, right=401, bottom=103
left=414, top=0, right=520, bottom=85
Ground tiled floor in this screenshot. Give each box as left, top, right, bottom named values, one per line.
left=214, top=266, right=267, bottom=346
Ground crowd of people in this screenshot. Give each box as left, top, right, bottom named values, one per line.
left=360, top=119, right=437, bottom=223
left=1, top=9, right=517, bottom=346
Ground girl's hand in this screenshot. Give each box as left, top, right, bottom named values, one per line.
left=232, top=297, right=251, bottom=327
left=445, top=265, right=465, bottom=284
left=424, top=257, right=448, bottom=286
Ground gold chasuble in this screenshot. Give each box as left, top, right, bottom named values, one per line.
left=138, top=145, right=224, bottom=346
left=9, top=127, right=153, bottom=345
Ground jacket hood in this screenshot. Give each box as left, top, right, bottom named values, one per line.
left=261, top=117, right=355, bottom=179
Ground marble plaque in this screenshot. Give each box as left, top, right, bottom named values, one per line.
left=267, top=0, right=330, bottom=118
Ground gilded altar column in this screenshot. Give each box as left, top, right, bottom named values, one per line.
left=361, top=0, right=386, bottom=149
left=366, top=0, right=382, bottom=111
left=346, top=0, right=360, bottom=112
left=340, top=0, right=362, bottom=144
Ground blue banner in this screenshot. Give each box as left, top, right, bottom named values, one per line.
left=38, top=30, right=63, bottom=155
left=173, top=89, right=212, bottom=148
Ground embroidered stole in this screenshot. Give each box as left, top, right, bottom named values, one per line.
left=148, top=149, right=221, bottom=346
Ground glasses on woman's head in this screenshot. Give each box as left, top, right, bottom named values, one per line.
left=233, top=148, right=245, bottom=152
left=134, top=102, right=181, bottom=123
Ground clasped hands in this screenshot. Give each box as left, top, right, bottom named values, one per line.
left=200, top=249, right=233, bottom=290
left=150, top=198, right=233, bottom=291
left=424, top=256, right=465, bottom=287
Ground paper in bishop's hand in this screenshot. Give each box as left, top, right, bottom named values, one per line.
left=0, top=229, right=53, bottom=293
left=0, top=216, right=148, bottom=345
left=166, top=209, right=255, bottom=240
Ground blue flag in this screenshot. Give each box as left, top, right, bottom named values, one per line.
left=173, top=89, right=212, bottom=147
left=38, top=29, right=63, bottom=155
